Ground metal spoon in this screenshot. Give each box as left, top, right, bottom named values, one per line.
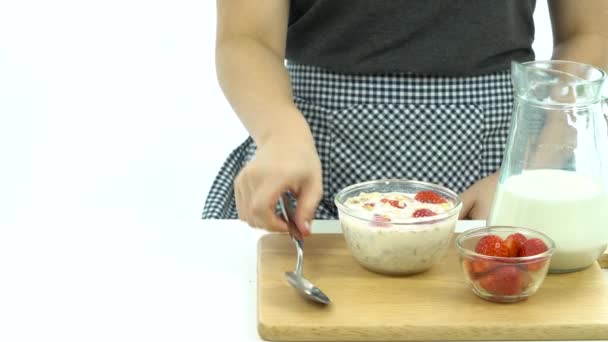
left=278, top=194, right=331, bottom=305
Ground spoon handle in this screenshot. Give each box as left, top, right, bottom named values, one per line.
left=279, top=194, right=304, bottom=277
left=279, top=194, right=303, bottom=240
left=293, top=239, right=304, bottom=277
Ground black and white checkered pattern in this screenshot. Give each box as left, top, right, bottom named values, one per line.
left=202, top=62, right=513, bottom=220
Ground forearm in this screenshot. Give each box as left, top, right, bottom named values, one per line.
left=216, top=36, right=312, bottom=147
left=552, top=33, right=608, bottom=70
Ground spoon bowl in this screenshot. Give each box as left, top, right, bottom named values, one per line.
left=285, top=271, right=331, bottom=305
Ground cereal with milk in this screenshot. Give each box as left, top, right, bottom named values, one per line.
left=344, top=191, right=453, bottom=222
left=339, top=190, right=458, bottom=274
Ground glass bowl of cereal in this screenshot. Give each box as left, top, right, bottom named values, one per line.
left=334, top=179, right=462, bottom=275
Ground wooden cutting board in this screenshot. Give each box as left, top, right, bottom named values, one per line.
left=258, top=233, right=608, bottom=341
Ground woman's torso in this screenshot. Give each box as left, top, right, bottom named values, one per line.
left=202, top=1, right=528, bottom=219
left=287, top=0, right=536, bottom=76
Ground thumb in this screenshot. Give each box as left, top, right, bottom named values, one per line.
left=459, top=185, right=477, bottom=220
left=294, top=179, right=322, bottom=237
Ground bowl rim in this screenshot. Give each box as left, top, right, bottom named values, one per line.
left=333, top=179, right=463, bottom=225
left=455, top=225, right=557, bottom=261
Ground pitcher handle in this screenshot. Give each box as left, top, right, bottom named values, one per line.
left=604, top=97, right=608, bottom=124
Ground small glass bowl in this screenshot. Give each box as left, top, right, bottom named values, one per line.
left=456, top=226, right=556, bottom=303
left=334, top=179, right=462, bottom=275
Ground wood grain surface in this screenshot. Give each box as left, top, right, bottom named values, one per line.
left=258, top=234, right=608, bottom=341
left=600, top=248, right=608, bottom=269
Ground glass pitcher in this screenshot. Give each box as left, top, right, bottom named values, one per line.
left=488, top=60, right=608, bottom=273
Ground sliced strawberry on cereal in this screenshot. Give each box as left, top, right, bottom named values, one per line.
left=390, top=200, right=406, bottom=208
left=414, top=191, right=447, bottom=204
left=504, top=233, right=527, bottom=257
left=380, top=198, right=405, bottom=208
left=478, top=265, right=523, bottom=296
left=372, top=214, right=391, bottom=227
left=412, top=208, right=437, bottom=218
left=519, top=238, right=549, bottom=271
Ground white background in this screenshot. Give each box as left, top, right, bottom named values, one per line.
left=0, top=2, right=554, bottom=341
left=0, top=1, right=553, bottom=226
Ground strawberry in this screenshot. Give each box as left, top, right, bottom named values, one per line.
left=474, top=235, right=510, bottom=258
left=519, top=238, right=549, bottom=271
left=464, top=258, right=498, bottom=279
left=470, top=235, right=510, bottom=275
left=414, top=191, right=447, bottom=204
left=519, top=238, right=548, bottom=256
left=463, top=259, right=475, bottom=276
left=380, top=198, right=405, bottom=209
left=504, top=233, right=527, bottom=257
left=392, top=200, right=405, bottom=208
left=372, top=214, right=391, bottom=228
left=478, top=266, right=523, bottom=296
left=412, top=208, right=437, bottom=218
left=468, top=258, right=500, bottom=276
left=521, top=270, right=533, bottom=291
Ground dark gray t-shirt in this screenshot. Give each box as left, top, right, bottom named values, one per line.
left=286, top=0, right=536, bottom=76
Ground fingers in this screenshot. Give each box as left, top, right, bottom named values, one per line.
left=469, top=201, right=491, bottom=220
left=459, top=185, right=477, bottom=220
left=466, top=173, right=499, bottom=220
left=234, top=167, right=288, bottom=232
left=294, top=177, right=322, bottom=237
left=233, top=144, right=322, bottom=236
left=250, top=187, right=289, bottom=232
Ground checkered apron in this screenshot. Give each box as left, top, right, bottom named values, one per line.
left=202, top=62, right=514, bottom=220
